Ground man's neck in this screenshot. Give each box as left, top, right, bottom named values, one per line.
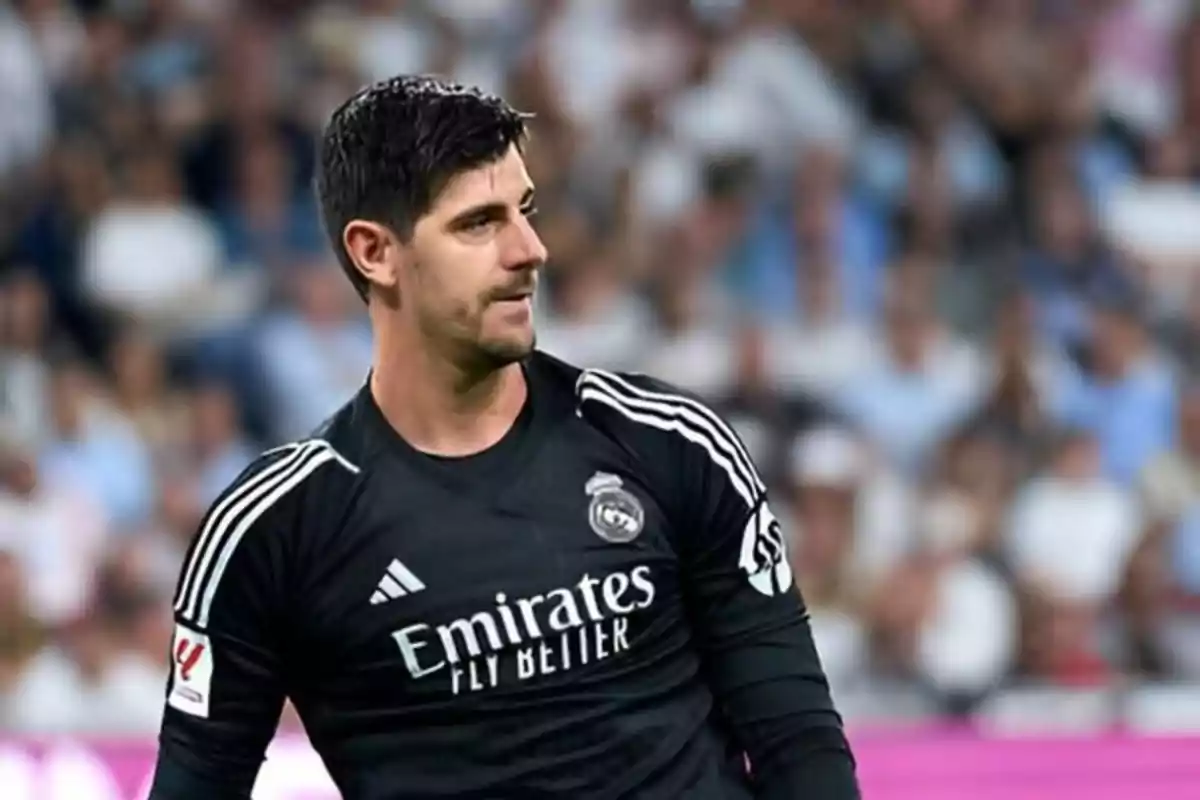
left=370, top=342, right=528, bottom=458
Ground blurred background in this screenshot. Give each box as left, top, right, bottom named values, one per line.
left=3, top=0, right=1200, bottom=792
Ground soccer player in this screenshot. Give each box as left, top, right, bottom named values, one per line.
left=149, top=75, right=859, bottom=800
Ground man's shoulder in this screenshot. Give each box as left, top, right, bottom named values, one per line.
left=173, top=435, right=363, bottom=628
left=307, top=389, right=374, bottom=461
left=260, top=387, right=366, bottom=483
left=573, top=364, right=716, bottom=426
left=528, top=350, right=701, bottom=405
left=205, top=431, right=362, bottom=537
left=566, top=361, right=754, bottom=476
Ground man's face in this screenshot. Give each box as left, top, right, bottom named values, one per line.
left=400, top=145, right=547, bottom=368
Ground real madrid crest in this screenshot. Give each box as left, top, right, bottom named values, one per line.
left=585, top=471, right=645, bottom=543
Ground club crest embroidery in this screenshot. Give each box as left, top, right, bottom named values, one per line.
left=586, top=472, right=645, bottom=543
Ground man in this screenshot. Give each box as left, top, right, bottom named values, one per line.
left=149, top=75, right=859, bottom=800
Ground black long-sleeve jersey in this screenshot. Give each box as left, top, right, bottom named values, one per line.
left=150, top=351, right=859, bottom=800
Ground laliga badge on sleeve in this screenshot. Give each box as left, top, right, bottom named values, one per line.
left=168, top=623, right=213, bottom=718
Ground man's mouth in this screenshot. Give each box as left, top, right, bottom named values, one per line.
left=493, top=288, right=535, bottom=303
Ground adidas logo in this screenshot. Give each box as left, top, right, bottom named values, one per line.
left=370, top=559, right=426, bottom=605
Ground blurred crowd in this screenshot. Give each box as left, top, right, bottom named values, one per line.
left=3, top=0, right=1200, bottom=737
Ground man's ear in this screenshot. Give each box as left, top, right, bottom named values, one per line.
left=343, top=220, right=402, bottom=290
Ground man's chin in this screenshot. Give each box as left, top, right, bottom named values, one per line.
left=478, top=330, right=536, bottom=367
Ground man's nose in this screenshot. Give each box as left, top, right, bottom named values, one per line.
left=502, top=214, right=548, bottom=271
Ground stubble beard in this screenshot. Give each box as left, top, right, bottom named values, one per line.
left=415, top=301, right=534, bottom=379
left=474, top=314, right=536, bottom=371
left=407, top=255, right=537, bottom=376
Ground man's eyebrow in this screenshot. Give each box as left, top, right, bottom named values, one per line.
left=449, top=202, right=506, bottom=225
left=447, top=189, right=537, bottom=227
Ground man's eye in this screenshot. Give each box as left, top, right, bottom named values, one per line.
left=521, top=205, right=539, bottom=218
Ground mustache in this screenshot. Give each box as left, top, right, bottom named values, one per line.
left=487, top=278, right=538, bottom=302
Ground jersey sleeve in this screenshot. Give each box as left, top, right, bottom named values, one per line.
left=150, top=448, right=311, bottom=800
left=577, top=370, right=859, bottom=799
left=675, top=406, right=859, bottom=798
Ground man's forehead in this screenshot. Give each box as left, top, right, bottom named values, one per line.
left=436, top=148, right=533, bottom=210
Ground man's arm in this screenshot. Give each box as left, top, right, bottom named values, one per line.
left=686, top=486, right=859, bottom=799
left=578, top=370, right=859, bottom=798
left=150, top=447, right=317, bottom=799
left=678, top=417, right=859, bottom=799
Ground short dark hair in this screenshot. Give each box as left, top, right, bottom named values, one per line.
left=315, top=75, right=530, bottom=300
